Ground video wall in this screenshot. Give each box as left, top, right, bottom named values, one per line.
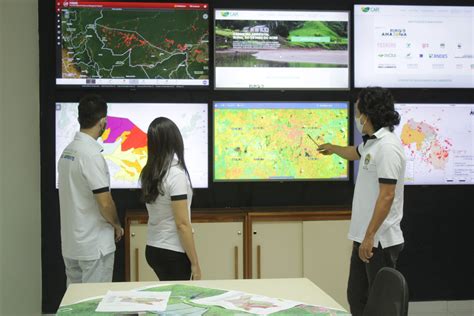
left=51, top=0, right=474, bottom=189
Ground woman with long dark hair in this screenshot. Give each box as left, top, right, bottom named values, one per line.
left=140, top=117, right=201, bottom=281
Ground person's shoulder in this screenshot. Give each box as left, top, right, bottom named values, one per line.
left=168, top=163, right=185, bottom=177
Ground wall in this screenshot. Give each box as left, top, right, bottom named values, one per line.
left=0, top=0, right=41, bottom=315
left=39, top=0, right=474, bottom=312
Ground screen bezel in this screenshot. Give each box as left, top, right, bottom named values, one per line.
left=213, top=8, right=351, bottom=91
left=212, top=101, right=350, bottom=182
left=55, top=1, right=210, bottom=89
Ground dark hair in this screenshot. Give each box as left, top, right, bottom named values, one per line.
left=357, top=87, right=400, bottom=132
left=140, top=117, right=192, bottom=203
left=78, top=95, right=107, bottom=129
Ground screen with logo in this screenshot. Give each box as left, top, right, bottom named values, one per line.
left=55, top=1, right=209, bottom=87
left=214, top=102, right=349, bottom=181
left=214, top=10, right=350, bottom=90
left=353, top=104, right=474, bottom=185
left=354, top=5, right=474, bottom=88
left=56, top=102, right=209, bottom=189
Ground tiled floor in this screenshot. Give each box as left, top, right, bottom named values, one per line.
left=409, top=300, right=474, bottom=316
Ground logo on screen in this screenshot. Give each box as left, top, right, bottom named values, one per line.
left=361, top=7, right=379, bottom=13
left=221, top=11, right=238, bottom=17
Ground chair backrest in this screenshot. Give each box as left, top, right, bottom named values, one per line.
left=363, top=267, right=409, bottom=316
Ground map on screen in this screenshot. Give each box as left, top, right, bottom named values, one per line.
left=214, top=102, right=349, bottom=181
left=354, top=104, right=474, bottom=185
left=56, top=1, right=209, bottom=87
left=56, top=103, right=208, bottom=188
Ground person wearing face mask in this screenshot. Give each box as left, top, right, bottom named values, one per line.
left=58, top=94, right=123, bottom=285
left=318, top=87, right=406, bottom=316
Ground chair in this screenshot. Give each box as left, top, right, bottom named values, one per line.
left=363, top=267, right=409, bottom=316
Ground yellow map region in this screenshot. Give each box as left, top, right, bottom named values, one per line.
left=399, top=120, right=451, bottom=170
left=102, top=131, right=147, bottom=182
left=214, top=109, right=348, bottom=180
left=400, top=124, right=426, bottom=150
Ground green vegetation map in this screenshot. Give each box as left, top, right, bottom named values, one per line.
left=61, top=8, right=209, bottom=80
left=214, top=109, right=348, bottom=180
left=56, top=284, right=350, bottom=315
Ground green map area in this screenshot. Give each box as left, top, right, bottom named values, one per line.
left=57, top=284, right=350, bottom=315
left=61, top=8, right=209, bottom=80
left=214, top=109, right=348, bottom=180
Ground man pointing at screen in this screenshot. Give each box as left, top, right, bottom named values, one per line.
left=318, top=87, right=406, bottom=316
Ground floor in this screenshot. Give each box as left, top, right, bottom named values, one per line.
left=408, top=300, right=474, bottom=316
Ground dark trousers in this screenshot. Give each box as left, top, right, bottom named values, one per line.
left=347, top=241, right=404, bottom=316
left=145, top=245, right=191, bottom=281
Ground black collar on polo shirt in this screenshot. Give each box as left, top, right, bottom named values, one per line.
left=362, top=134, right=377, bottom=144
left=362, top=127, right=392, bottom=145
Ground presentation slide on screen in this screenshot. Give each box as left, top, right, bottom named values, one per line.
left=56, top=103, right=209, bottom=189
left=55, top=0, right=209, bottom=87
left=214, top=102, right=349, bottom=181
left=354, top=5, right=474, bottom=88
left=214, top=10, right=349, bottom=89
left=354, top=104, right=474, bottom=185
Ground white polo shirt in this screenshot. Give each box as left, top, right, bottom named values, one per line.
left=146, top=161, right=193, bottom=253
left=58, top=132, right=115, bottom=260
left=349, top=127, right=406, bottom=248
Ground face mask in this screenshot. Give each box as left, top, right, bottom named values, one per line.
left=99, top=118, right=107, bottom=137
left=355, top=115, right=367, bottom=135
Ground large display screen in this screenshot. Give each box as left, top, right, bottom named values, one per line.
left=354, top=5, right=474, bottom=88
left=56, top=103, right=209, bottom=188
left=214, top=10, right=349, bottom=89
left=55, top=1, right=209, bottom=87
left=214, top=102, right=349, bottom=181
left=354, top=104, right=474, bottom=185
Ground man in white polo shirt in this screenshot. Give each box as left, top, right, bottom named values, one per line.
left=58, top=95, right=123, bottom=285
left=318, top=87, right=406, bottom=316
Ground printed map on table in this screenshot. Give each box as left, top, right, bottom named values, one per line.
left=57, top=284, right=351, bottom=315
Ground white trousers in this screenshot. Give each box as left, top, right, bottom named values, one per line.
left=63, top=252, right=114, bottom=286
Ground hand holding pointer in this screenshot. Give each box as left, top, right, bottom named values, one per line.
left=307, top=134, right=333, bottom=155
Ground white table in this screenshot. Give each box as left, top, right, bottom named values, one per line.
left=60, top=278, right=347, bottom=312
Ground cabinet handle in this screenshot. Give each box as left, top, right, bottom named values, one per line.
left=257, top=245, right=261, bottom=279
left=234, top=246, right=239, bottom=279
left=135, top=248, right=139, bottom=281
left=131, top=233, right=136, bottom=237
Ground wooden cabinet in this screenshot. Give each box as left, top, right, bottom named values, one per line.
left=303, top=220, right=352, bottom=310
left=125, top=208, right=351, bottom=309
left=125, top=210, right=247, bottom=281
left=128, top=222, right=158, bottom=281
left=251, top=221, right=303, bottom=279
left=193, top=222, right=244, bottom=280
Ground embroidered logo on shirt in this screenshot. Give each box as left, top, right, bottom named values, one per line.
left=363, top=153, right=371, bottom=170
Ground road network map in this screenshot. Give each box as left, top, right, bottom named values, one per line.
left=59, top=4, right=209, bottom=84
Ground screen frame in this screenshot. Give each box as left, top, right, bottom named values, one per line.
left=212, top=100, right=350, bottom=182
left=55, top=0, right=211, bottom=89
left=55, top=101, right=210, bottom=189
left=353, top=4, right=474, bottom=89
left=213, top=8, right=351, bottom=91
left=353, top=102, right=474, bottom=186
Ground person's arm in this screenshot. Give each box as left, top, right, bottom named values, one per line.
left=318, top=143, right=360, bottom=161
left=95, top=191, right=123, bottom=242
left=172, top=200, right=201, bottom=280
left=358, top=183, right=396, bottom=263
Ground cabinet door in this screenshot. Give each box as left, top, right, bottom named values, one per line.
left=193, top=222, right=244, bottom=280
left=252, top=221, right=303, bottom=279
left=303, top=220, right=352, bottom=310
left=129, top=223, right=158, bottom=281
